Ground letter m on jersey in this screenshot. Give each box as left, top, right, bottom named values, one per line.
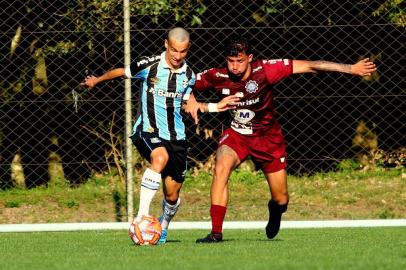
left=240, top=111, right=250, bottom=118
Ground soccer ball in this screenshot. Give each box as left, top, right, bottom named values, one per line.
left=129, top=215, right=162, bottom=245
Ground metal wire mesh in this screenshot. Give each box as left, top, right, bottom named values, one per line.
left=1, top=0, right=404, bottom=192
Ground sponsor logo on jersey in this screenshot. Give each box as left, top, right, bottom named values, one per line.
left=137, top=55, right=160, bottom=66
left=235, top=92, right=244, bottom=98
left=182, top=78, right=189, bottom=88
left=150, top=137, right=162, bottom=144
left=252, top=66, right=263, bottom=72
left=280, top=157, right=286, bottom=163
left=231, top=121, right=253, bottom=135
left=262, top=59, right=290, bottom=66
left=233, top=109, right=255, bottom=124
left=222, top=88, right=230, bottom=95
left=196, top=69, right=211, bottom=81
left=148, top=87, right=182, bottom=99
left=245, top=80, right=258, bottom=93
left=215, top=72, right=229, bottom=78
left=236, top=97, right=259, bottom=106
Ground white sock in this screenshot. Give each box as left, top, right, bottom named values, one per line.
left=160, top=198, right=180, bottom=230
left=136, top=168, right=161, bottom=218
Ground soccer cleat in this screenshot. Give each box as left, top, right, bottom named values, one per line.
left=158, top=228, right=168, bottom=244
left=195, top=232, right=223, bottom=243
left=265, top=200, right=287, bottom=239
left=157, top=215, right=168, bottom=244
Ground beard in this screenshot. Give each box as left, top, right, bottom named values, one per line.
left=227, top=70, right=244, bottom=82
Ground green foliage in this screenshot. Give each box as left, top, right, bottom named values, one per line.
left=336, top=159, right=361, bottom=172
left=291, top=165, right=403, bottom=182
left=5, top=200, right=22, bottom=208
left=229, top=168, right=264, bottom=185
left=372, top=0, right=406, bottom=27
left=253, top=0, right=307, bottom=24
left=0, top=66, right=28, bottom=102
left=1, top=168, right=405, bottom=223
left=43, top=41, right=77, bottom=57
left=378, top=208, right=396, bottom=219
left=66, top=199, right=80, bottom=208
left=60, top=0, right=206, bottom=33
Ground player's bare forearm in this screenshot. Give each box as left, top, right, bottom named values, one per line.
left=198, top=95, right=240, bottom=113
left=97, top=68, right=126, bottom=83
left=293, top=58, right=376, bottom=77
left=309, top=61, right=352, bottom=73
left=81, top=68, right=125, bottom=89
left=293, top=60, right=350, bottom=74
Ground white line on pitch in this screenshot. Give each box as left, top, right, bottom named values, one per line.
left=0, top=219, right=406, bottom=233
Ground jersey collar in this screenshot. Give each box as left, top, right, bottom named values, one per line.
left=160, top=51, right=187, bottom=74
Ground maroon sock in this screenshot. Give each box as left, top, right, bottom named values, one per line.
left=210, top=204, right=227, bottom=234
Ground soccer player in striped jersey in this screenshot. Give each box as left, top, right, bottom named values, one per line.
left=187, top=35, right=376, bottom=243
left=81, top=27, right=238, bottom=244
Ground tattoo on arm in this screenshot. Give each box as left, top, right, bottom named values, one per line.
left=310, top=61, right=351, bottom=74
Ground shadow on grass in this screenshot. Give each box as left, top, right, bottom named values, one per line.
left=164, top=239, right=181, bottom=243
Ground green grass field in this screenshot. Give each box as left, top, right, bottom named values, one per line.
left=1, top=227, right=405, bottom=270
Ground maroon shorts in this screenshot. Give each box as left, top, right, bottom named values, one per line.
left=218, top=128, right=287, bottom=173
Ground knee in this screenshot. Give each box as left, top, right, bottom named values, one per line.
left=214, top=160, right=232, bottom=178
left=151, top=152, right=169, bottom=169
left=165, top=195, right=179, bottom=205
left=164, top=190, right=180, bottom=203
left=272, top=193, right=289, bottom=205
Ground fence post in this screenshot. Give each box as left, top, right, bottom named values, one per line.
left=123, top=0, right=133, bottom=222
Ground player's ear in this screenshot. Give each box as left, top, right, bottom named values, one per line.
left=248, top=54, right=253, bottom=62
left=164, top=39, right=169, bottom=49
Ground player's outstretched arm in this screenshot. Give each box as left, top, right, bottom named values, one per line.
left=184, top=94, right=240, bottom=124
left=80, top=68, right=126, bottom=89
left=292, top=58, right=376, bottom=77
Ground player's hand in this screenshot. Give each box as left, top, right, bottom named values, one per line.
left=351, top=58, right=377, bottom=77
left=80, top=75, right=99, bottom=89
left=184, top=94, right=201, bottom=124
left=216, top=94, right=240, bottom=112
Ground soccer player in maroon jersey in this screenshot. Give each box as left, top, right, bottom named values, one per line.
left=187, top=35, right=376, bottom=243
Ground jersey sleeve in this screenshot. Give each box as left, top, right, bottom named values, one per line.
left=193, top=68, right=215, bottom=91
left=183, top=71, right=196, bottom=101
left=263, top=59, right=293, bottom=84
left=125, top=55, right=161, bottom=80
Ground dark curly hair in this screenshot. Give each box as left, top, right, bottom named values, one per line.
left=224, top=35, right=252, bottom=56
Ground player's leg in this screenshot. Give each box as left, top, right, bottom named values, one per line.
left=196, top=142, right=243, bottom=243
left=158, top=176, right=182, bottom=244
left=137, top=146, right=168, bottom=218
left=247, top=128, right=288, bottom=240
left=131, top=132, right=170, bottom=219
left=157, top=139, right=187, bottom=244
left=264, top=168, right=289, bottom=239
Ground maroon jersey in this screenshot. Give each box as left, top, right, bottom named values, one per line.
left=194, top=59, right=293, bottom=136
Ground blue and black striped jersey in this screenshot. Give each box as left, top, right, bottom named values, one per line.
left=125, top=52, right=195, bottom=141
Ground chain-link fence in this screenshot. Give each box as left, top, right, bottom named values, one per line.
left=1, top=1, right=404, bottom=220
